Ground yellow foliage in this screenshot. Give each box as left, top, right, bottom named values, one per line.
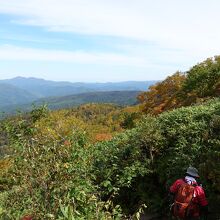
left=33, top=109, right=87, bottom=143
left=0, top=158, right=12, bottom=176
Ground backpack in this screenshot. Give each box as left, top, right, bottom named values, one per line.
left=173, top=183, right=195, bottom=219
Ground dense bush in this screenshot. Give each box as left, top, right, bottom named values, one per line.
left=91, top=116, right=164, bottom=215
left=0, top=99, right=220, bottom=219
left=0, top=107, right=124, bottom=219
left=90, top=100, right=220, bottom=218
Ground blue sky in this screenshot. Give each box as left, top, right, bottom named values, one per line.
left=0, top=0, right=220, bottom=82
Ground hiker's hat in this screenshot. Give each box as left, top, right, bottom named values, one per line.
left=186, top=166, right=199, bottom=178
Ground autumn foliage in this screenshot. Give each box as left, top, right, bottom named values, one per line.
left=138, top=56, right=220, bottom=115
left=95, top=133, right=113, bottom=141
left=138, top=72, right=186, bottom=114
left=0, top=56, right=220, bottom=219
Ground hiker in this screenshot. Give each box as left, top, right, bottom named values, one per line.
left=169, top=166, right=208, bottom=220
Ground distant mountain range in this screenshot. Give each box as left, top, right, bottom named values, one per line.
left=0, top=77, right=157, bottom=114
left=0, top=76, right=157, bottom=97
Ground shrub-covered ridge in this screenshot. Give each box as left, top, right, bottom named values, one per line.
left=0, top=99, right=220, bottom=219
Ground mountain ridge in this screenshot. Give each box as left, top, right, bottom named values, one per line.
left=0, top=90, right=141, bottom=115
left=0, top=77, right=157, bottom=97
left=0, top=77, right=157, bottom=113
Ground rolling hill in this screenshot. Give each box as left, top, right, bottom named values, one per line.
left=0, top=90, right=141, bottom=115
left=0, top=83, right=38, bottom=108
left=36, top=90, right=141, bottom=109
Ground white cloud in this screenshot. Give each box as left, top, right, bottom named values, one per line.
left=0, top=33, right=65, bottom=44
left=0, top=0, right=220, bottom=54
left=0, top=0, right=220, bottom=79
left=0, top=44, right=148, bottom=67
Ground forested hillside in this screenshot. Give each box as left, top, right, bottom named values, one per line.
left=138, top=56, right=220, bottom=114
left=0, top=77, right=155, bottom=112
left=0, top=56, right=220, bottom=219
left=1, top=91, right=140, bottom=115
left=0, top=83, right=37, bottom=107
left=37, top=91, right=140, bottom=108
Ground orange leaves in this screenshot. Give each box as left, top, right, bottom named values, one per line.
left=94, top=133, right=112, bottom=142
left=138, top=56, right=220, bottom=115
left=21, top=216, right=33, bottom=220
left=63, top=140, right=71, bottom=146
left=138, top=72, right=186, bottom=115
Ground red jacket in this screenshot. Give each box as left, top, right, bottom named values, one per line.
left=170, top=178, right=208, bottom=207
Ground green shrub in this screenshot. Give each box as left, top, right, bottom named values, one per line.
left=1, top=101, right=220, bottom=219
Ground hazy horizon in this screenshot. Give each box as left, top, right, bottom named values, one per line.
left=0, top=0, right=220, bottom=82
left=0, top=75, right=160, bottom=83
